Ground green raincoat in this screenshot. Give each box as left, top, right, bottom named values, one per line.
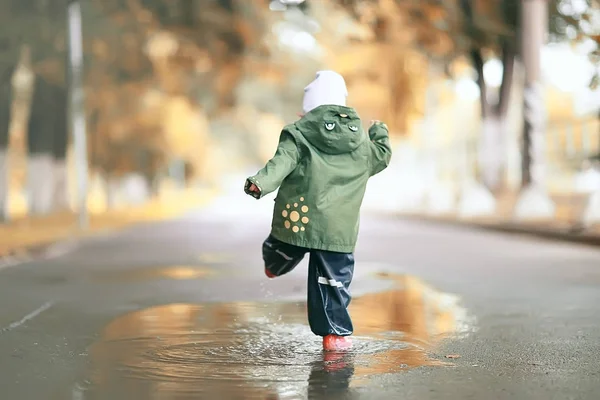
left=245, top=105, right=392, bottom=253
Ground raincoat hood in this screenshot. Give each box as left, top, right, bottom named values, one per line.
left=295, top=104, right=366, bottom=155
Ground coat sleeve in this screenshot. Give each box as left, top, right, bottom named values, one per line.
left=245, top=128, right=299, bottom=199
left=367, top=121, right=392, bottom=176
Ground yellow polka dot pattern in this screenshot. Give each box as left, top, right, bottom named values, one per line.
left=283, top=197, right=310, bottom=233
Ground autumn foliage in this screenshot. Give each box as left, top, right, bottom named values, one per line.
left=0, top=0, right=597, bottom=220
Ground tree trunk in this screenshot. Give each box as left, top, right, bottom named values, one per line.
left=472, top=49, right=497, bottom=189
left=521, top=82, right=546, bottom=186
left=472, top=44, right=516, bottom=193
left=514, top=0, right=554, bottom=220
left=105, top=172, right=118, bottom=210
left=0, top=68, right=12, bottom=222
left=520, top=1, right=547, bottom=188
left=52, top=84, right=70, bottom=211
left=594, top=108, right=600, bottom=162
left=479, top=116, right=505, bottom=191
left=169, top=158, right=186, bottom=188
left=27, top=76, right=56, bottom=216
left=141, top=149, right=161, bottom=197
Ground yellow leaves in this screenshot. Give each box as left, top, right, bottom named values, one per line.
left=92, top=39, right=110, bottom=60
left=472, top=15, right=514, bottom=37
left=163, top=102, right=193, bottom=154
left=213, top=60, right=244, bottom=108
left=194, top=50, right=213, bottom=74
left=415, top=28, right=456, bottom=58
left=421, top=3, right=447, bottom=24
left=136, top=8, right=154, bottom=24
left=34, top=58, right=63, bottom=84
left=254, top=112, right=286, bottom=163
left=473, top=0, right=499, bottom=16
left=162, top=96, right=208, bottom=160
left=331, top=42, right=382, bottom=76
left=108, top=119, right=131, bottom=142
left=112, top=11, right=130, bottom=26
left=145, top=31, right=179, bottom=60
left=234, top=17, right=259, bottom=48
left=123, top=33, right=140, bottom=47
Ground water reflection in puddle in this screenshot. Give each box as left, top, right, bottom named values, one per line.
left=82, top=274, right=475, bottom=399
left=90, top=266, right=212, bottom=283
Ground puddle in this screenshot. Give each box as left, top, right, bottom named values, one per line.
left=82, top=274, right=475, bottom=399
left=90, top=266, right=213, bottom=283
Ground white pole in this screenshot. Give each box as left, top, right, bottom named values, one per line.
left=68, top=1, right=89, bottom=228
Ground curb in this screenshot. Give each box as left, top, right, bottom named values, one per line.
left=0, top=187, right=221, bottom=270
left=0, top=239, right=79, bottom=270
left=397, top=214, right=600, bottom=247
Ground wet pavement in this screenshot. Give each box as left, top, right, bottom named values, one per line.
left=82, top=273, right=463, bottom=400
left=2, top=186, right=600, bottom=399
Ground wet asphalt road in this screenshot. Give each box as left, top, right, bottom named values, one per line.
left=2, top=188, right=600, bottom=400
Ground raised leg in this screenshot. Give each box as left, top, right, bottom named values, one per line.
left=262, top=235, right=307, bottom=278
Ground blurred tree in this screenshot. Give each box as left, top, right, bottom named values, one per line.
left=342, top=0, right=598, bottom=191
left=0, top=0, right=323, bottom=217
left=79, top=0, right=273, bottom=196
left=52, top=84, right=69, bottom=211
left=339, top=0, right=518, bottom=189
left=27, top=76, right=59, bottom=215
left=0, top=68, right=13, bottom=221
left=0, top=1, right=27, bottom=219
left=549, top=0, right=600, bottom=90
left=0, top=0, right=71, bottom=216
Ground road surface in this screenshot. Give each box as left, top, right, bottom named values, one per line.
left=1, top=184, right=600, bottom=399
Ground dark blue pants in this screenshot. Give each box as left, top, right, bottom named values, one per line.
left=262, top=235, right=354, bottom=337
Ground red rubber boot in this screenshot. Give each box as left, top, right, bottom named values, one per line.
left=322, top=334, right=353, bottom=351
left=265, top=269, right=277, bottom=278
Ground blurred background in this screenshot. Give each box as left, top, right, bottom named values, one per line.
left=0, top=0, right=599, bottom=248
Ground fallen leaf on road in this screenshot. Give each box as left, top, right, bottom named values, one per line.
left=445, top=354, right=461, bottom=359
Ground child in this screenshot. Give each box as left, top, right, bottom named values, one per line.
left=244, top=70, right=392, bottom=351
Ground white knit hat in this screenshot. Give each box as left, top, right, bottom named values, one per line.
left=302, top=70, right=348, bottom=114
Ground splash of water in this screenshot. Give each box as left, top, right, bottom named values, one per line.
left=82, top=274, right=476, bottom=399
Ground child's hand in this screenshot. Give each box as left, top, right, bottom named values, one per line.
left=244, top=179, right=262, bottom=199
left=248, top=183, right=260, bottom=194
